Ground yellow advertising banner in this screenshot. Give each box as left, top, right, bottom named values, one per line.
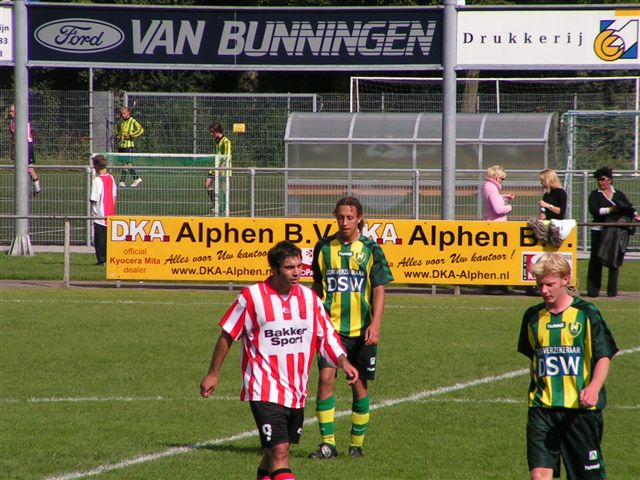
left=106, top=216, right=577, bottom=285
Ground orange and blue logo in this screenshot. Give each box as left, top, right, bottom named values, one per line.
left=594, top=18, right=638, bottom=62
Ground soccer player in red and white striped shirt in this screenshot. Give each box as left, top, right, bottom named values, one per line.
left=90, top=155, right=116, bottom=266
left=201, top=241, right=359, bottom=480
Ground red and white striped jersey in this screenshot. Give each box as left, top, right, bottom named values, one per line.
left=220, top=278, right=345, bottom=409
left=90, top=174, right=117, bottom=227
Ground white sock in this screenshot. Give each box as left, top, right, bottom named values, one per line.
left=34, top=180, right=41, bottom=192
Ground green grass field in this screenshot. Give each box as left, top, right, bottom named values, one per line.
left=1, top=289, right=638, bottom=480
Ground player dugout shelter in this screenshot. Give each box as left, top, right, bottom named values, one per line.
left=284, top=112, right=557, bottom=217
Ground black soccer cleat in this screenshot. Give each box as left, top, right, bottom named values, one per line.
left=308, top=443, right=338, bottom=459
left=349, top=446, right=364, bottom=459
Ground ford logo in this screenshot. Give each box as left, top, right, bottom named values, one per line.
left=34, top=18, right=124, bottom=53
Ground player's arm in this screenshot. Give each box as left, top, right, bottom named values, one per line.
left=200, top=331, right=233, bottom=398
left=90, top=178, right=101, bottom=204
left=579, top=356, right=611, bottom=408
left=365, top=285, right=385, bottom=345
left=311, top=243, right=325, bottom=298
left=131, top=119, right=144, bottom=138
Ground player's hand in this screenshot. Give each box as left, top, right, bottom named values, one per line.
left=579, top=385, right=598, bottom=408
left=200, top=373, right=218, bottom=398
left=364, top=325, right=380, bottom=346
left=343, top=364, right=359, bottom=385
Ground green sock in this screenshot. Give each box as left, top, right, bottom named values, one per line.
left=316, top=395, right=336, bottom=446
left=351, top=396, right=370, bottom=447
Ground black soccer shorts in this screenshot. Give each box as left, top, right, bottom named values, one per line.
left=317, top=334, right=377, bottom=381
left=249, top=401, right=304, bottom=449
left=527, top=407, right=606, bottom=480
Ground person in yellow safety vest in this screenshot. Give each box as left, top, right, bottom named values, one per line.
left=116, top=106, right=144, bottom=188
left=205, top=123, right=232, bottom=214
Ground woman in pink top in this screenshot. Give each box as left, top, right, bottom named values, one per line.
left=481, top=165, right=515, bottom=221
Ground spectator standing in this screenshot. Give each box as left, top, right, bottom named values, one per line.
left=518, top=253, right=618, bottom=480
left=481, top=165, right=515, bottom=294
left=587, top=167, right=640, bottom=298
left=90, top=154, right=117, bottom=266
left=537, top=168, right=567, bottom=221
left=309, top=196, right=394, bottom=460
left=8, top=104, right=41, bottom=196
left=481, top=164, right=514, bottom=221
left=200, top=241, right=359, bottom=480
left=206, top=123, right=232, bottom=214
left=115, top=106, right=144, bottom=187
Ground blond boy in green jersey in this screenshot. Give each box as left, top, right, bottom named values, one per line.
left=518, top=253, right=618, bottom=480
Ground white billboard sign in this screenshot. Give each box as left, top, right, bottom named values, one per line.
left=0, top=5, right=12, bottom=65
left=458, top=9, right=639, bottom=69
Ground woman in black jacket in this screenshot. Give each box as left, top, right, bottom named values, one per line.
left=538, top=168, right=567, bottom=220
left=587, top=167, right=640, bottom=297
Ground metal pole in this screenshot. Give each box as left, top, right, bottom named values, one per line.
left=441, top=0, right=457, bottom=220
left=89, top=68, right=94, bottom=156
left=413, top=169, right=420, bottom=219
left=9, top=0, right=32, bottom=256
left=64, top=219, right=71, bottom=287
left=582, top=171, right=589, bottom=253
left=565, top=113, right=575, bottom=217
left=635, top=77, right=639, bottom=171
left=349, top=78, right=354, bottom=113
left=250, top=168, right=256, bottom=217
left=193, top=95, right=197, bottom=154
left=86, top=166, right=93, bottom=246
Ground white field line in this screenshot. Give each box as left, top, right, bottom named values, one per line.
left=0, top=396, right=240, bottom=404
left=42, top=346, right=639, bottom=480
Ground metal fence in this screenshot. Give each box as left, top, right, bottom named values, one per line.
left=0, top=90, right=90, bottom=165
left=1, top=165, right=638, bottom=253
left=2, top=79, right=639, bottom=252
left=0, top=90, right=328, bottom=167
left=121, top=92, right=321, bottom=168
left=2, top=77, right=638, bottom=171
left=350, top=76, right=639, bottom=171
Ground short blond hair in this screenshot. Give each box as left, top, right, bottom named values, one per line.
left=486, top=165, right=506, bottom=181
left=530, top=253, right=571, bottom=280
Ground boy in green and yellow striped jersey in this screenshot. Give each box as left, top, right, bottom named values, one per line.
left=309, top=197, right=393, bottom=460
left=518, top=253, right=618, bottom=480
left=206, top=123, right=232, bottom=215
left=116, top=106, right=144, bottom=187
